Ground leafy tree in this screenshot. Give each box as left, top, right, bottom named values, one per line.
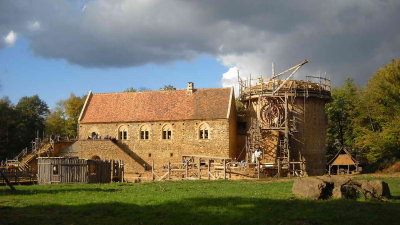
left=0, top=97, right=17, bottom=158
left=45, top=94, right=85, bottom=138
left=160, top=85, right=176, bottom=91
left=124, top=87, right=137, bottom=92
left=45, top=103, right=67, bottom=137
left=354, top=59, right=400, bottom=162
left=14, top=95, right=49, bottom=152
left=124, top=87, right=151, bottom=92
left=64, top=94, right=85, bottom=136
left=327, top=59, right=400, bottom=164
left=325, top=78, right=360, bottom=159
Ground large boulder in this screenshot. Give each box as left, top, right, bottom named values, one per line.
left=292, top=178, right=330, bottom=200
left=292, top=176, right=391, bottom=200
left=353, top=180, right=391, bottom=198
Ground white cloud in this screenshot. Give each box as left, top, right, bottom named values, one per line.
left=3, top=30, right=17, bottom=46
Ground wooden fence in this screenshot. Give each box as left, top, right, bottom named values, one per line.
left=38, top=157, right=123, bottom=184
left=150, top=159, right=263, bottom=182
left=0, top=167, right=36, bottom=185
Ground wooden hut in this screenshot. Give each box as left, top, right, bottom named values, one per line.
left=38, top=157, right=123, bottom=184
left=327, top=149, right=359, bottom=175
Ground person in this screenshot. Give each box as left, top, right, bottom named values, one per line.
left=252, top=145, right=262, bottom=163
left=254, top=149, right=262, bottom=163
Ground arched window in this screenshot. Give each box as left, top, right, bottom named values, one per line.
left=162, top=124, right=172, bottom=140
left=199, top=123, right=210, bottom=139
left=118, top=125, right=128, bottom=140
left=140, top=125, right=150, bottom=140
left=88, top=131, right=100, bottom=139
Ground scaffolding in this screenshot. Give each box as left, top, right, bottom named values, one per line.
left=238, top=60, right=331, bottom=177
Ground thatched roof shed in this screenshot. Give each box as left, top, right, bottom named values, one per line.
left=327, top=149, right=359, bottom=175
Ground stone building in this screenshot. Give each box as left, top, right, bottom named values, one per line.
left=75, top=82, right=237, bottom=175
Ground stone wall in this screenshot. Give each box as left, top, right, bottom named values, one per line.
left=78, top=119, right=235, bottom=174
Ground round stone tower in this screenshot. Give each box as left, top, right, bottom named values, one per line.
left=239, top=78, right=331, bottom=176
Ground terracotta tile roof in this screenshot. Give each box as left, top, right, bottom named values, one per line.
left=80, top=88, right=233, bottom=123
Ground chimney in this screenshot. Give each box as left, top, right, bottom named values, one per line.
left=186, top=82, right=194, bottom=94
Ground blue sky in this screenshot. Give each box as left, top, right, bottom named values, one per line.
left=0, top=38, right=226, bottom=108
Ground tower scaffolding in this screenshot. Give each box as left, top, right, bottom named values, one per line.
left=239, top=60, right=331, bottom=177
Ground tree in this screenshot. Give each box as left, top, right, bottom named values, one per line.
left=325, top=78, right=360, bottom=159
left=124, top=87, right=137, bottom=92
left=160, top=85, right=176, bottom=91
left=14, top=95, right=49, bottom=152
left=64, top=94, right=85, bottom=137
left=0, top=97, right=17, bottom=158
left=45, top=94, right=85, bottom=138
left=354, top=59, right=400, bottom=162
left=124, top=87, right=151, bottom=92
left=45, top=107, right=67, bottom=137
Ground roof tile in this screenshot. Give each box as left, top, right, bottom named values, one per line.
left=80, top=88, right=232, bottom=123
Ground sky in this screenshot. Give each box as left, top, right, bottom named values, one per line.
left=1, top=0, right=400, bottom=108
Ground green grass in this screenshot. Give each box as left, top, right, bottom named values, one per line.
left=1, top=175, right=400, bottom=225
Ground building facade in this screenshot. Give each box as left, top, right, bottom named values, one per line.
left=76, top=83, right=237, bottom=175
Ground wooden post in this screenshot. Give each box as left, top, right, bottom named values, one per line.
left=185, top=160, right=188, bottom=179
left=223, top=159, right=226, bottom=180
left=347, top=165, right=350, bottom=174
left=151, top=160, right=155, bottom=181
left=198, top=158, right=201, bottom=179
left=257, top=160, right=260, bottom=179
left=277, top=159, right=281, bottom=177
left=208, top=159, right=211, bottom=180
left=168, top=161, right=171, bottom=180
left=328, top=165, right=331, bottom=175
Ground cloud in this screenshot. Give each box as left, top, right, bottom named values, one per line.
left=27, top=21, right=41, bottom=31
left=3, top=30, right=17, bottom=46
left=0, top=0, right=400, bottom=86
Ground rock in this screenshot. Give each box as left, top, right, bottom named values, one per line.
left=354, top=180, right=391, bottom=198
left=292, top=177, right=391, bottom=200
left=332, top=186, right=343, bottom=199
left=318, top=176, right=351, bottom=186
left=292, top=178, right=329, bottom=200
left=340, top=184, right=360, bottom=199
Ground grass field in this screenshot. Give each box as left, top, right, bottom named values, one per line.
left=1, top=174, right=400, bottom=225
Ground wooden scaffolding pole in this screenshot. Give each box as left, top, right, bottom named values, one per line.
left=151, top=160, right=155, bottom=181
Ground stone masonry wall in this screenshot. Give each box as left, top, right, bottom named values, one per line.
left=78, top=119, right=233, bottom=174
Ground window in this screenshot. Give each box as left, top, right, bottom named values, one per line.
left=52, top=165, right=59, bottom=175
left=140, top=125, right=150, bottom=140
left=162, top=124, right=172, bottom=140
left=118, top=125, right=128, bottom=140
left=199, top=123, right=210, bottom=139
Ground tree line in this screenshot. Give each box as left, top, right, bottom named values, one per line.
left=326, top=59, right=400, bottom=167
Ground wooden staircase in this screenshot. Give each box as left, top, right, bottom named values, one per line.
left=6, top=140, right=54, bottom=172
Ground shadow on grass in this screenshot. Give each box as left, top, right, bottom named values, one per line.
left=0, top=187, right=119, bottom=195
left=0, top=197, right=399, bottom=225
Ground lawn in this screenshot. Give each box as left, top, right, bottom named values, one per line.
left=1, top=175, right=400, bottom=225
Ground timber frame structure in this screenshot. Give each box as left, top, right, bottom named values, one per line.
left=238, top=60, right=331, bottom=177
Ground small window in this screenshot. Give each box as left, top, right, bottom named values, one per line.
left=162, top=125, right=172, bottom=140
left=140, top=125, right=150, bottom=140
left=199, top=123, right=210, bottom=139
left=52, top=165, right=59, bottom=175
left=170, top=153, right=173, bottom=157
left=118, top=125, right=128, bottom=140
left=148, top=153, right=152, bottom=157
